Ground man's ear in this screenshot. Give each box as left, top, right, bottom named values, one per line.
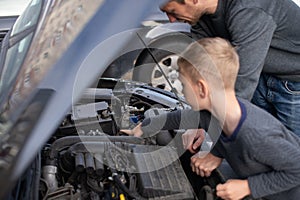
left=196, top=79, right=208, bottom=98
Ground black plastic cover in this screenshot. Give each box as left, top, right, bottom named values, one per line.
left=132, top=145, right=195, bottom=200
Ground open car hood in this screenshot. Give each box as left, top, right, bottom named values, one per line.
left=0, top=0, right=165, bottom=197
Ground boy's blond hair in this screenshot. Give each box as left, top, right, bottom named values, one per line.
left=178, top=37, right=239, bottom=90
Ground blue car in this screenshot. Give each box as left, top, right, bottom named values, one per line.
left=0, top=1, right=230, bottom=200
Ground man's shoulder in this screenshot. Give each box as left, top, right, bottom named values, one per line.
left=226, top=0, right=283, bottom=15
left=230, top=0, right=275, bottom=8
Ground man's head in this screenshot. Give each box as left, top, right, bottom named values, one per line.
left=160, top=0, right=218, bottom=25
left=177, top=37, right=239, bottom=110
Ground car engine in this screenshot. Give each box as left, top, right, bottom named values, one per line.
left=14, top=78, right=224, bottom=200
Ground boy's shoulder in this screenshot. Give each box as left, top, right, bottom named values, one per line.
left=237, top=98, right=300, bottom=143
left=237, top=98, right=287, bottom=138
left=238, top=98, right=277, bottom=123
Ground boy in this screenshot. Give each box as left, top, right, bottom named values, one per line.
left=122, top=37, right=300, bottom=199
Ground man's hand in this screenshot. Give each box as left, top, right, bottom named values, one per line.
left=216, top=179, right=251, bottom=200
left=182, top=129, right=205, bottom=153
left=190, top=153, right=222, bottom=177
left=120, top=123, right=143, bottom=137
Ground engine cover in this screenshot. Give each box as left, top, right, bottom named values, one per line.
left=132, top=145, right=194, bottom=200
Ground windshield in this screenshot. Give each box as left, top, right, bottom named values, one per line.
left=0, top=33, right=33, bottom=95
left=0, top=0, right=42, bottom=100
left=11, top=0, right=42, bottom=36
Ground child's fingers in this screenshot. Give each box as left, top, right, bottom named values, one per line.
left=120, top=129, right=133, bottom=135
left=192, top=137, right=203, bottom=151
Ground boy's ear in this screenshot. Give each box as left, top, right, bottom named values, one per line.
left=196, top=79, right=208, bottom=98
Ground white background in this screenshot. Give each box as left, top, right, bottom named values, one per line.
left=0, top=0, right=31, bottom=16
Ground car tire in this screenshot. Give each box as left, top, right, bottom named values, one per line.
left=132, top=33, right=193, bottom=94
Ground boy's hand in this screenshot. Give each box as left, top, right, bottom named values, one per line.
left=120, top=123, right=143, bottom=137
left=182, top=129, right=205, bottom=153
left=190, top=153, right=222, bottom=177
left=216, top=179, right=251, bottom=200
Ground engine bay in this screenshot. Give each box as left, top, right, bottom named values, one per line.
left=15, top=78, right=224, bottom=200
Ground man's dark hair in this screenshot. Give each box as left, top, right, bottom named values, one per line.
left=175, top=0, right=185, bottom=3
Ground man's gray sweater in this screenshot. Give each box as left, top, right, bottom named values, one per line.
left=191, top=0, right=300, bottom=99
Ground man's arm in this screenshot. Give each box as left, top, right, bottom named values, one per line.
left=228, top=8, right=277, bottom=100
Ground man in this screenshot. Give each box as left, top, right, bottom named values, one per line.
left=160, top=0, right=300, bottom=137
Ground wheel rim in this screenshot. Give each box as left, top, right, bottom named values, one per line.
left=150, top=54, right=183, bottom=95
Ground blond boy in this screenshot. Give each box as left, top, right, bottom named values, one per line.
left=123, top=38, right=300, bottom=200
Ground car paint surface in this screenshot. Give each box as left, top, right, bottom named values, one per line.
left=0, top=0, right=165, bottom=198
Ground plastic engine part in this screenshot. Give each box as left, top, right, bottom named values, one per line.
left=132, top=145, right=195, bottom=200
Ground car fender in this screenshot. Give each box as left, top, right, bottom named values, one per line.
left=145, top=22, right=190, bottom=40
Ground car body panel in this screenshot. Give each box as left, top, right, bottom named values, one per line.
left=0, top=0, right=164, bottom=198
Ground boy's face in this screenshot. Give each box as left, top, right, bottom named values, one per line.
left=179, top=72, right=203, bottom=111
